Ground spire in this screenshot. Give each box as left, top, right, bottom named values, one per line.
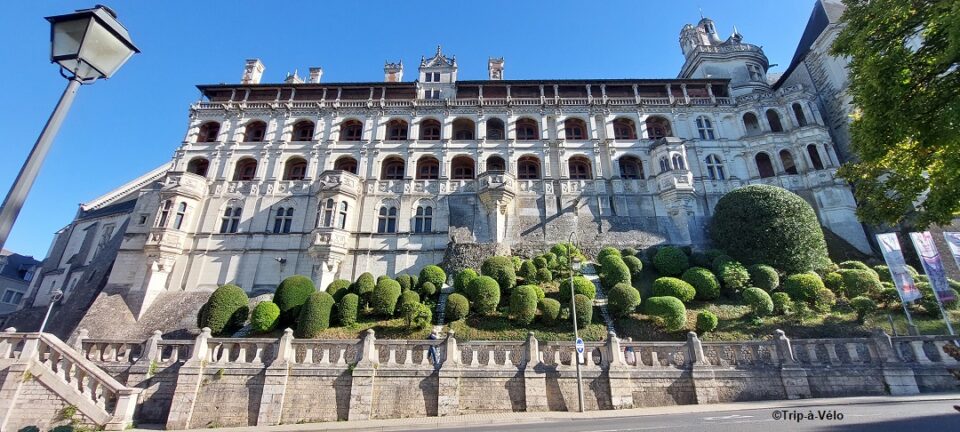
left=699, top=7, right=704, bottom=20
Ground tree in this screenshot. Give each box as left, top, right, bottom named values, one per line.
left=832, top=0, right=960, bottom=227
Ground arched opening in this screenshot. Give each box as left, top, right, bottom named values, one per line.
left=515, top=118, right=539, bottom=140
left=292, top=120, right=315, bottom=141
left=779, top=149, right=798, bottom=174
left=568, top=156, right=592, bottom=179
left=319, top=198, right=335, bottom=228
left=807, top=144, right=824, bottom=170
left=283, top=157, right=308, bottom=180
left=451, top=156, right=475, bottom=179
left=233, top=158, right=258, bottom=181
left=414, top=204, right=433, bottom=233
left=340, top=120, right=363, bottom=141
left=381, top=156, right=405, bottom=180
left=659, top=156, right=669, bottom=173
left=564, top=118, right=588, bottom=140
left=613, top=118, right=637, bottom=140
left=197, top=122, right=220, bottom=143
left=186, top=158, right=209, bottom=177
left=696, top=116, right=715, bottom=140
left=645, top=116, right=672, bottom=139
left=793, top=103, right=808, bottom=127
left=766, top=109, right=784, bottom=132
left=486, top=155, right=506, bottom=172
left=671, top=153, right=686, bottom=170
left=619, top=155, right=644, bottom=179
left=377, top=205, right=398, bottom=233
left=416, top=156, right=439, bottom=179
left=755, top=153, right=775, bottom=178
left=705, top=154, right=725, bottom=180
left=243, top=121, right=267, bottom=142
left=517, top=156, right=541, bottom=179
left=334, top=156, right=358, bottom=174
left=486, top=118, right=505, bottom=140
left=743, top=113, right=761, bottom=135
left=452, top=118, right=476, bottom=140
left=219, top=205, right=242, bottom=233
left=386, top=119, right=409, bottom=141
left=419, top=119, right=441, bottom=141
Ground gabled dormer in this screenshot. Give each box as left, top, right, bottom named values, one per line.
left=417, top=45, right=457, bottom=100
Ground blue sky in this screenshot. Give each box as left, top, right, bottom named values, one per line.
left=1, top=0, right=817, bottom=258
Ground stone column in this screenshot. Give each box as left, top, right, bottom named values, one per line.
left=437, top=330, right=461, bottom=416
left=774, top=330, right=812, bottom=399
left=522, top=332, right=548, bottom=412
left=348, top=329, right=378, bottom=421
left=687, top=332, right=719, bottom=404
left=166, top=328, right=211, bottom=430
left=257, top=328, right=294, bottom=426
left=870, top=330, right=920, bottom=395
left=605, top=332, right=634, bottom=409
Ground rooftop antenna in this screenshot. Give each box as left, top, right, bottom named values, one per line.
left=699, top=7, right=704, bottom=20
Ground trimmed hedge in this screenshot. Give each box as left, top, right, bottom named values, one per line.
left=371, top=279, right=402, bottom=316
left=597, top=247, right=621, bottom=263
left=445, top=293, right=470, bottom=321
left=510, top=285, right=539, bottom=325
left=653, top=246, right=690, bottom=276
left=850, top=296, right=877, bottom=322
left=353, top=272, right=376, bottom=305
left=742, top=287, right=774, bottom=316
left=814, top=288, right=836, bottom=313
left=326, top=279, right=351, bottom=302
left=470, top=276, right=501, bottom=315
left=623, top=255, right=643, bottom=276
left=275, top=275, right=315, bottom=327
left=537, top=268, right=553, bottom=283
left=533, top=256, right=549, bottom=269
left=838, top=269, right=882, bottom=298
left=519, top=260, right=538, bottom=282
left=712, top=254, right=735, bottom=272
left=396, top=274, right=414, bottom=292
left=823, top=272, right=844, bottom=293
left=512, top=256, right=523, bottom=271
left=198, top=284, right=250, bottom=336
left=783, top=273, right=826, bottom=305
left=709, top=184, right=829, bottom=274
left=419, top=265, right=447, bottom=289
left=645, top=296, right=687, bottom=331
left=652, top=277, right=696, bottom=303
left=377, top=275, right=392, bottom=285
left=540, top=298, right=561, bottom=325
left=560, top=275, right=597, bottom=301
left=454, top=269, right=479, bottom=293
left=296, top=292, right=335, bottom=338
left=621, top=247, right=637, bottom=257
left=398, top=290, right=421, bottom=318
left=574, top=294, right=593, bottom=327
left=420, top=282, right=437, bottom=299
left=682, top=267, right=720, bottom=301
left=600, top=255, right=632, bottom=289
left=406, top=303, right=433, bottom=329
left=696, top=311, right=718, bottom=333
left=771, top=292, right=792, bottom=315
left=337, top=293, right=359, bottom=326
left=873, top=265, right=892, bottom=282
left=718, top=260, right=750, bottom=295
left=543, top=253, right=559, bottom=269
left=250, top=301, right=279, bottom=333
left=608, top=282, right=642, bottom=317
left=748, top=264, right=780, bottom=292
left=481, top=256, right=517, bottom=291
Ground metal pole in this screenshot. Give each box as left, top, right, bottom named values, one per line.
left=38, top=299, right=56, bottom=334
left=567, top=232, right=584, bottom=413
left=0, top=77, right=83, bottom=251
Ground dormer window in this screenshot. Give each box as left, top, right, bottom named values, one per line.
left=424, top=72, right=441, bottom=82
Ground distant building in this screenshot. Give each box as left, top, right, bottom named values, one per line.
left=0, top=250, right=39, bottom=315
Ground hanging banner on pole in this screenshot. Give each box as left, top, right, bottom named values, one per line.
left=944, top=232, right=960, bottom=274
left=877, top=233, right=921, bottom=302
left=909, top=231, right=956, bottom=302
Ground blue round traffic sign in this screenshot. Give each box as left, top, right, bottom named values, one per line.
left=575, top=338, right=584, bottom=354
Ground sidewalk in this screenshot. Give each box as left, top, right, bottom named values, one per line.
left=140, top=393, right=960, bottom=432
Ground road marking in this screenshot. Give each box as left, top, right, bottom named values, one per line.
left=704, top=414, right=754, bottom=420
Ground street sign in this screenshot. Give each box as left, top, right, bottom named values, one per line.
left=575, top=338, right=584, bottom=354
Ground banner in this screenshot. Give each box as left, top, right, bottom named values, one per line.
left=877, top=233, right=921, bottom=302
left=909, top=231, right=957, bottom=302
left=944, top=232, right=960, bottom=274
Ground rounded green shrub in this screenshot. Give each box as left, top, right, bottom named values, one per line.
left=420, top=281, right=437, bottom=299
left=916, top=283, right=960, bottom=315
left=406, top=302, right=433, bottom=329
left=709, top=184, right=829, bottom=274
left=644, top=245, right=662, bottom=261
left=296, top=291, right=335, bottom=338
left=600, top=255, right=632, bottom=289
left=696, top=310, right=718, bottom=333
left=371, top=278, right=402, bottom=316
left=454, top=268, right=479, bottom=293
left=250, top=301, right=279, bottom=333
left=621, top=247, right=637, bottom=257
left=419, top=265, right=447, bottom=289
left=742, top=287, right=774, bottom=316
left=377, top=275, right=392, bottom=285
left=481, top=256, right=517, bottom=291
left=645, top=296, right=687, bottom=331
left=198, top=284, right=250, bottom=336
left=574, top=294, right=593, bottom=327
left=445, top=293, right=470, bottom=321
left=409, top=274, right=419, bottom=288
left=873, top=265, right=892, bottom=282
left=512, top=256, right=523, bottom=271
left=783, top=273, right=826, bottom=305
left=653, top=246, right=690, bottom=276
left=398, top=290, right=421, bottom=318
left=597, top=247, right=621, bottom=263
left=510, top=285, right=539, bottom=325
left=536, top=268, right=553, bottom=283
left=275, top=275, right=315, bottom=326
left=652, top=277, right=696, bottom=303
left=814, top=288, right=836, bottom=313
left=712, top=254, right=734, bottom=272
left=771, top=292, right=792, bottom=315
left=551, top=242, right=573, bottom=258
left=850, top=296, right=877, bottom=322
left=337, top=293, right=359, bottom=326
left=543, top=252, right=559, bottom=269
left=608, top=282, right=641, bottom=317
left=533, top=256, right=549, bottom=269
left=623, top=255, right=643, bottom=276
left=823, top=272, right=844, bottom=293
left=839, top=261, right=879, bottom=278
left=519, top=260, right=538, bottom=282
left=718, top=261, right=750, bottom=295
left=470, top=276, right=501, bottom=315
left=560, top=275, right=597, bottom=300
left=748, top=264, right=779, bottom=292
left=326, top=279, right=351, bottom=302
left=396, top=274, right=414, bottom=292
left=838, top=269, right=882, bottom=298
left=878, top=286, right=902, bottom=308
left=540, top=298, right=561, bottom=325
left=353, top=272, right=376, bottom=305
left=682, top=267, right=720, bottom=301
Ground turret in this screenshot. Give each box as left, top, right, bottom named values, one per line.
left=677, top=17, right=770, bottom=96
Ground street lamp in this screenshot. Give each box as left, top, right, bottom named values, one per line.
left=38, top=289, right=64, bottom=334
left=0, top=5, right=139, bottom=251
left=567, top=230, right=585, bottom=413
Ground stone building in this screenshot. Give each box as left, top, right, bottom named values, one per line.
left=17, top=17, right=869, bottom=336
left=0, top=250, right=39, bottom=316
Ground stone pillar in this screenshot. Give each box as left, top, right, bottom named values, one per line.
left=774, top=330, right=812, bottom=399
left=165, top=328, right=211, bottom=430
left=871, top=330, right=920, bottom=395
left=605, top=332, right=634, bottom=409
left=257, top=328, right=293, bottom=426
left=522, top=332, right=548, bottom=412
left=437, top=330, right=461, bottom=416
left=687, top=332, right=719, bottom=404
left=348, top=329, right=378, bottom=421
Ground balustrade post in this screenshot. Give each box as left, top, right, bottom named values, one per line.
left=524, top=331, right=539, bottom=368
left=607, top=331, right=625, bottom=366
left=687, top=332, right=719, bottom=404
left=143, top=330, right=162, bottom=363
left=0, top=328, right=15, bottom=359
left=105, top=388, right=141, bottom=431
left=870, top=329, right=901, bottom=363
left=190, top=327, right=212, bottom=363
left=774, top=329, right=796, bottom=365
left=442, top=330, right=459, bottom=367
left=275, top=328, right=294, bottom=364
left=257, top=328, right=294, bottom=426
left=72, top=328, right=89, bottom=353
left=686, top=332, right=706, bottom=365
left=774, top=330, right=812, bottom=399
left=605, top=332, right=633, bottom=409
left=348, top=329, right=378, bottom=421
left=437, top=330, right=461, bottom=416
left=871, top=330, right=919, bottom=395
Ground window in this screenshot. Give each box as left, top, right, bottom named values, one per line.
left=334, top=156, right=358, bottom=174
left=220, top=206, right=242, bottom=233
left=645, top=116, right=672, bottom=139
left=424, top=72, right=440, bottom=82
left=292, top=120, right=315, bottom=141
left=173, top=202, right=187, bottom=230
left=743, top=112, right=761, bottom=135
left=414, top=206, right=433, bottom=233
left=244, top=121, right=267, bottom=142
left=198, top=122, right=220, bottom=143
left=452, top=118, right=475, bottom=140
left=273, top=207, right=294, bottom=233
left=766, top=109, right=784, bottom=132
left=808, top=144, right=825, bottom=170
left=425, top=89, right=441, bottom=99
left=340, top=120, right=363, bottom=141
left=747, top=64, right=764, bottom=82
left=320, top=199, right=334, bottom=227
left=705, top=154, right=725, bottom=180
left=381, top=157, right=406, bottom=180
left=387, top=119, right=409, bottom=140
left=377, top=206, right=398, bottom=233
left=486, top=155, right=506, bottom=172
left=793, top=103, right=808, bottom=127
left=517, top=156, right=541, bottom=179
left=619, top=156, right=644, bottom=179
left=2, top=290, right=24, bottom=305
left=486, top=118, right=505, bottom=140
left=671, top=154, right=686, bottom=170
left=283, top=158, right=308, bottom=180
left=780, top=149, right=798, bottom=174
left=187, top=158, right=209, bottom=177
left=338, top=202, right=348, bottom=229
left=233, top=158, right=258, bottom=181
left=696, top=116, right=715, bottom=140
left=568, top=156, right=592, bottom=179
left=419, top=119, right=441, bottom=140
left=157, top=200, right=172, bottom=227
left=613, top=118, right=637, bottom=140
left=416, top=156, right=440, bottom=179
left=659, top=157, right=670, bottom=173
left=515, top=118, right=539, bottom=140
left=564, top=118, right=587, bottom=140
left=451, top=156, right=475, bottom=179
left=94, top=223, right=115, bottom=259
left=756, top=153, right=775, bottom=178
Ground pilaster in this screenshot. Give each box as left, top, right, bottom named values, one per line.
left=347, top=329, right=378, bottom=421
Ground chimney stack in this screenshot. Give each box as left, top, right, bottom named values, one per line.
left=488, top=57, right=504, bottom=80
left=241, top=59, right=265, bottom=84
left=384, top=61, right=403, bottom=82
left=308, top=67, right=323, bottom=83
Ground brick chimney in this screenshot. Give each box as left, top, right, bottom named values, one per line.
left=488, top=57, right=504, bottom=80
left=384, top=61, right=403, bottom=82
left=308, top=67, right=323, bottom=83
left=241, top=59, right=265, bottom=84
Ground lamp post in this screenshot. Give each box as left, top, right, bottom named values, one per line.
left=569, top=255, right=585, bottom=413
left=38, top=289, right=64, bottom=334
left=0, top=5, right=139, bottom=251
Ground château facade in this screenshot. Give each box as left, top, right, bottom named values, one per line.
left=17, top=17, right=869, bottom=331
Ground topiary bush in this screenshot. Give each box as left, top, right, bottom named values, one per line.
left=574, top=294, right=593, bottom=327
left=419, top=265, right=447, bottom=289
left=536, top=268, right=553, bottom=283
left=377, top=275, right=392, bottom=285
left=445, top=293, right=470, bottom=321
left=510, top=285, right=539, bottom=325
left=742, top=287, right=774, bottom=316
left=623, top=255, right=643, bottom=276
left=696, top=310, right=718, bottom=333
left=326, top=279, right=351, bottom=302
left=337, top=293, right=359, bottom=326
left=850, top=296, right=877, bottom=323
left=519, top=260, right=538, bottom=282
left=652, top=277, right=696, bottom=303
left=406, top=302, right=433, bottom=329
left=838, top=269, right=882, bottom=298
left=454, top=268, right=479, bottom=293
left=597, top=247, right=621, bottom=263
left=512, top=256, right=523, bottom=271
left=712, top=254, right=734, bottom=273
left=653, top=246, right=690, bottom=276
left=718, top=260, right=750, bottom=296
left=250, top=301, right=279, bottom=333
left=771, top=292, right=792, bottom=315
left=814, top=288, right=836, bottom=313
left=608, top=282, right=642, bottom=317
left=878, top=286, right=902, bottom=308
left=823, top=272, right=844, bottom=293
left=296, top=291, right=335, bottom=338
left=353, top=272, right=376, bottom=306
left=540, top=298, right=561, bottom=325
left=873, top=265, right=892, bottom=282
left=783, top=273, right=826, bottom=305
left=645, top=296, right=687, bottom=331
left=198, top=284, right=250, bottom=336
left=470, top=276, right=501, bottom=315
left=621, top=247, right=637, bottom=257
left=371, top=278, right=402, bottom=316
left=275, top=275, right=315, bottom=327
left=710, top=184, right=830, bottom=274
left=682, top=267, right=720, bottom=300
left=600, top=255, right=632, bottom=289
left=560, top=275, right=597, bottom=300
left=839, top=260, right=878, bottom=276
left=533, top=256, right=549, bottom=269
left=420, top=281, right=437, bottom=299
left=748, top=264, right=780, bottom=292
left=543, top=252, right=559, bottom=269
left=396, top=274, right=414, bottom=292
left=481, top=256, right=517, bottom=292
left=398, top=290, right=421, bottom=318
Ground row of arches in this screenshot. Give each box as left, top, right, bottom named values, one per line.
left=743, top=103, right=809, bottom=135
left=754, top=144, right=825, bottom=178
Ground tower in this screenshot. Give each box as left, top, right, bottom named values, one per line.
left=678, top=17, right=769, bottom=96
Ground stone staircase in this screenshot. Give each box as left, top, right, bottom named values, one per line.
left=434, top=283, right=455, bottom=332
left=582, top=264, right=617, bottom=336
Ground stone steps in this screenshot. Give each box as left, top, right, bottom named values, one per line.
left=434, top=283, right=455, bottom=331
left=582, top=263, right=617, bottom=336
